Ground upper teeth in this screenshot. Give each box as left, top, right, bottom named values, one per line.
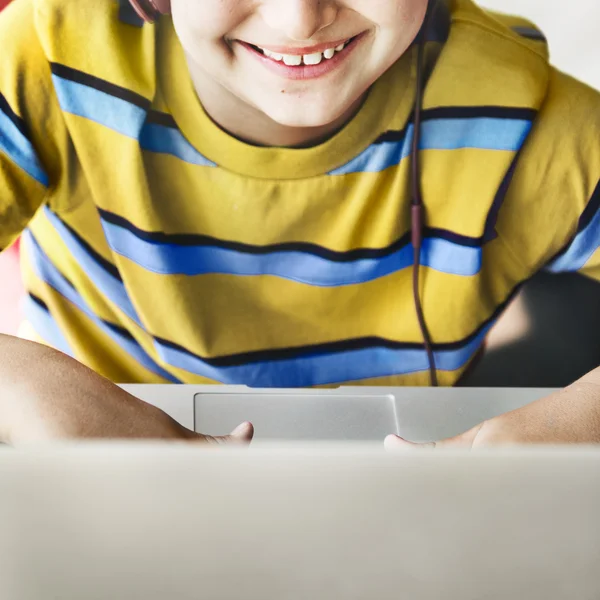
left=259, top=41, right=350, bottom=66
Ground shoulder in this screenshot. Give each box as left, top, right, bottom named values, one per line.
left=538, top=68, right=600, bottom=142
left=0, top=0, right=158, bottom=200
left=450, top=0, right=550, bottom=62
left=2, top=0, right=127, bottom=40
left=496, top=66, right=600, bottom=274
left=24, top=0, right=155, bottom=96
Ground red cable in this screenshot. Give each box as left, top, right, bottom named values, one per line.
left=410, top=4, right=438, bottom=387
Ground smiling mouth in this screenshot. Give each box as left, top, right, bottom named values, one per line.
left=246, top=36, right=358, bottom=67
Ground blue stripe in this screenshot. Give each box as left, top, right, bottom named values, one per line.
left=329, top=130, right=413, bottom=176
left=23, top=295, right=74, bottom=357
left=546, top=206, right=600, bottom=273
left=51, top=75, right=147, bottom=138
left=155, top=325, right=490, bottom=387
left=32, top=211, right=488, bottom=386
left=139, top=123, right=216, bottom=167
left=101, top=219, right=482, bottom=283
left=51, top=75, right=217, bottom=167
left=422, top=117, right=532, bottom=151
left=42, top=207, right=143, bottom=326
left=23, top=221, right=489, bottom=385
left=23, top=230, right=179, bottom=383
left=329, top=118, right=533, bottom=175
left=38, top=208, right=488, bottom=385
left=0, top=107, right=49, bottom=185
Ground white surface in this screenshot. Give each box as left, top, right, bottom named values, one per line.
left=1, top=445, right=599, bottom=600
left=479, top=0, right=600, bottom=90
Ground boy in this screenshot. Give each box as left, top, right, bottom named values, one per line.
left=0, top=0, right=599, bottom=446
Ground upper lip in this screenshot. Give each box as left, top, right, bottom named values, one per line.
left=240, top=36, right=357, bottom=55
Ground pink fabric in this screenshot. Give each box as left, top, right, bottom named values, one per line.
left=0, top=243, right=23, bottom=335
left=0, top=0, right=23, bottom=335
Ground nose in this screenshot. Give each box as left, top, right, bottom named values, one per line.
left=261, top=0, right=338, bottom=42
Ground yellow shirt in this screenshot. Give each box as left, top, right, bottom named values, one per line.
left=0, top=0, right=599, bottom=386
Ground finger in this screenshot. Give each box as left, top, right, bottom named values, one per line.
left=384, top=434, right=436, bottom=450
left=228, top=421, right=254, bottom=443
left=204, top=422, right=254, bottom=446
left=384, top=421, right=486, bottom=451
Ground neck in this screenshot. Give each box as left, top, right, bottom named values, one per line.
left=186, top=55, right=366, bottom=148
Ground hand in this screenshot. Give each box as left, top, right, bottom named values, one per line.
left=385, top=368, right=600, bottom=449
left=0, top=335, right=254, bottom=446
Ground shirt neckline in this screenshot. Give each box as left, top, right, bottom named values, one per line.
left=158, top=23, right=417, bottom=180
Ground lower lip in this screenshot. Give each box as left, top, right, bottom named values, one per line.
left=238, top=34, right=365, bottom=81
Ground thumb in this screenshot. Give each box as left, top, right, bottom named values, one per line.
left=384, top=422, right=485, bottom=451
left=201, top=422, right=254, bottom=446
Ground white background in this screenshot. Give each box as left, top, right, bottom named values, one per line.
left=479, top=0, right=599, bottom=91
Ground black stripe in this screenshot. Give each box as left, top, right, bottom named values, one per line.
left=419, top=106, right=538, bottom=123
left=511, top=26, right=547, bottom=42
left=29, top=229, right=519, bottom=373
left=28, top=292, right=50, bottom=313
left=98, top=208, right=484, bottom=261
left=103, top=319, right=137, bottom=341
left=372, top=106, right=537, bottom=144
left=64, top=221, right=123, bottom=281
left=0, top=92, right=30, bottom=140
left=426, top=0, right=451, bottom=44
left=482, top=150, right=523, bottom=242
left=409, top=0, right=450, bottom=48
left=27, top=238, right=134, bottom=340
left=47, top=210, right=123, bottom=282
left=577, top=179, right=600, bottom=232
left=152, top=280, right=525, bottom=368
left=29, top=285, right=142, bottom=355
left=145, top=110, right=178, bottom=129
left=26, top=229, right=77, bottom=290
left=374, top=125, right=409, bottom=144
left=50, top=63, right=151, bottom=110
left=425, top=226, right=483, bottom=248
left=119, top=0, right=145, bottom=27
left=548, top=178, right=600, bottom=263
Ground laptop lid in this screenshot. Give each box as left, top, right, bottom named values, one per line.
left=1, top=444, right=598, bottom=600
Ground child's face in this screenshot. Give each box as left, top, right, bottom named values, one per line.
left=171, top=0, right=428, bottom=130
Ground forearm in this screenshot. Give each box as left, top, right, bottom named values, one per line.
left=0, top=334, right=127, bottom=444
left=0, top=334, right=210, bottom=445
left=387, top=366, right=600, bottom=449
left=487, top=366, right=600, bottom=444
left=0, top=334, right=56, bottom=443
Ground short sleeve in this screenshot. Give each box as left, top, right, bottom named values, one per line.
left=0, top=0, right=68, bottom=251
left=495, top=67, right=600, bottom=282
left=545, top=180, right=600, bottom=281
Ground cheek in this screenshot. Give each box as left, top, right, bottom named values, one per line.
left=356, top=0, right=427, bottom=33
left=365, top=0, right=427, bottom=60
left=171, top=0, right=246, bottom=50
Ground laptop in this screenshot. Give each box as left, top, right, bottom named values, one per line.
left=0, top=443, right=599, bottom=600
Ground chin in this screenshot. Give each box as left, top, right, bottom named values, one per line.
left=258, top=95, right=359, bottom=130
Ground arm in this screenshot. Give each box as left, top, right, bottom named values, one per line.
left=386, top=367, right=600, bottom=448
left=389, top=67, right=600, bottom=448
left=0, top=5, right=251, bottom=445
left=0, top=334, right=253, bottom=445
left=483, top=368, right=600, bottom=444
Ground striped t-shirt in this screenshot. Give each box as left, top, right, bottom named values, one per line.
left=1, top=0, right=599, bottom=387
